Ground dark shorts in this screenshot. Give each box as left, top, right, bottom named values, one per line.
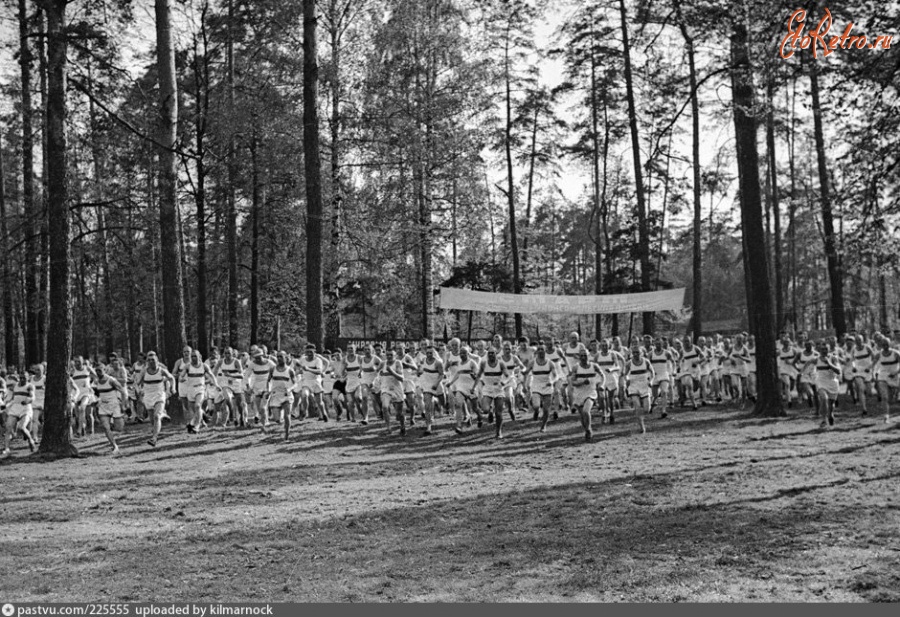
left=334, top=380, right=347, bottom=394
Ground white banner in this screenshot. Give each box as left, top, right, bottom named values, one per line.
left=438, top=287, right=685, bottom=315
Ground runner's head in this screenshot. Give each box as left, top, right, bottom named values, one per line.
left=277, top=351, right=288, bottom=367
left=146, top=351, right=159, bottom=369
left=487, top=348, right=496, bottom=362
left=600, top=339, right=610, bottom=353
left=569, top=332, right=579, bottom=344
left=305, top=344, right=316, bottom=360
left=578, top=349, right=589, bottom=365
left=425, top=345, right=435, bottom=361
left=191, top=350, right=203, bottom=365
left=182, top=346, right=192, bottom=360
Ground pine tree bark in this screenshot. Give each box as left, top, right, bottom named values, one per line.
left=0, top=136, right=15, bottom=366
left=37, top=8, right=49, bottom=362
left=38, top=0, right=77, bottom=456
left=675, top=0, right=703, bottom=339
left=503, top=27, right=523, bottom=338
left=250, top=136, right=262, bottom=345
left=303, top=0, right=324, bottom=349
left=765, top=75, right=784, bottom=334
left=731, top=13, right=783, bottom=417
left=193, top=7, right=210, bottom=355
left=226, top=0, right=239, bottom=348
left=618, top=0, right=653, bottom=335
left=154, top=0, right=186, bottom=366
left=808, top=59, right=846, bottom=335
left=19, top=0, right=40, bottom=367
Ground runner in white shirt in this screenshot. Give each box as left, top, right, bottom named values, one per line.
left=30, top=364, right=46, bottom=440
left=851, top=335, right=875, bottom=416
left=814, top=341, right=840, bottom=428
left=378, top=348, right=407, bottom=435
left=416, top=345, right=444, bottom=436
left=171, top=346, right=193, bottom=422
left=94, top=364, right=128, bottom=455
left=296, top=344, right=328, bottom=422
left=872, top=334, right=900, bottom=424
left=570, top=349, right=604, bottom=442
left=446, top=346, right=481, bottom=434
left=1, top=371, right=37, bottom=458
left=679, top=336, right=702, bottom=411
left=648, top=338, right=675, bottom=418
left=178, top=350, right=219, bottom=434
left=343, top=345, right=365, bottom=424
left=267, top=351, right=297, bottom=440
left=134, top=351, right=176, bottom=447
left=358, top=345, right=382, bottom=425
left=523, top=342, right=561, bottom=433
left=476, top=348, right=510, bottom=439
left=70, top=356, right=98, bottom=438
left=214, top=347, right=246, bottom=427
left=499, top=342, right=523, bottom=423
left=246, top=346, right=275, bottom=425
left=594, top=339, right=623, bottom=424
left=625, top=343, right=655, bottom=434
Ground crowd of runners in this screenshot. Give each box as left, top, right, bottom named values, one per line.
left=1, top=329, right=899, bottom=457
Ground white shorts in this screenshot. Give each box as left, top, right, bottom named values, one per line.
left=628, top=382, right=651, bottom=399
left=178, top=380, right=189, bottom=398
left=572, top=387, right=597, bottom=408
left=98, top=398, right=124, bottom=419
left=481, top=384, right=505, bottom=399
left=143, top=391, right=167, bottom=410
left=268, top=391, right=294, bottom=409
left=7, top=404, right=33, bottom=421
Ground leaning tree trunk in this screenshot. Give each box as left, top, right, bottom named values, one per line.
left=618, top=0, right=653, bottom=335
left=303, top=0, right=324, bottom=350
left=731, top=12, right=784, bottom=418
left=808, top=58, right=846, bottom=336
left=154, top=0, right=186, bottom=366
left=38, top=0, right=77, bottom=457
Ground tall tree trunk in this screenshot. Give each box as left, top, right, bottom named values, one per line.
left=589, top=24, right=603, bottom=338
left=39, top=0, right=77, bottom=456
left=731, top=11, right=783, bottom=417
left=0, top=134, right=15, bottom=366
left=155, top=0, right=186, bottom=366
left=303, top=0, right=324, bottom=349
left=38, top=7, right=49, bottom=361
left=87, top=60, right=115, bottom=355
left=676, top=0, right=702, bottom=339
left=808, top=59, right=846, bottom=335
left=226, top=0, right=239, bottom=348
left=193, top=7, right=209, bottom=355
left=524, top=104, right=538, bottom=296
left=618, top=0, right=652, bottom=335
left=250, top=136, right=262, bottom=344
left=503, top=27, right=523, bottom=338
left=19, top=0, right=40, bottom=367
left=766, top=74, right=784, bottom=334
left=325, top=0, right=343, bottom=349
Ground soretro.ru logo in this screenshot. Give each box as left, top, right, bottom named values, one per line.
left=780, top=8, right=893, bottom=59
left=2, top=604, right=14, bottom=617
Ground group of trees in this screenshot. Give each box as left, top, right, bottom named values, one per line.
left=0, top=0, right=896, bottom=451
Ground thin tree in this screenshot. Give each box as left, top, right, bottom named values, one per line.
left=808, top=57, right=846, bottom=335
left=730, top=9, right=783, bottom=417
left=155, top=0, right=187, bottom=366
left=37, top=0, right=77, bottom=456
left=617, top=0, right=652, bottom=335
left=19, top=0, right=40, bottom=366
left=304, top=0, right=324, bottom=349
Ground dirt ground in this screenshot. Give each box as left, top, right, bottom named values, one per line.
left=2, top=400, right=899, bottom=602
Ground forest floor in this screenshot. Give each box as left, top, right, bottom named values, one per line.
left=2, top=399, right=900, bottom=603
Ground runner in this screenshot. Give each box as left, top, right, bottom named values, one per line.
left=343, top=345, right=364, bottom=423
left=570, top=349, right=604, bottom=442
left=70, top=356, right=98, bottom=438
left=378, top=348, right=406, bottom=435
left=247, top=346, right=275, bottom=425
left=625, top=343, right=655, bottom=434
left=1, top=370, right=37, bottom=457
left=594, top=339, right=622, bottom=423
left=359, top=345, right=382, bottom=424
left=267, top=351, right=296, bottom=440
left=446, top=346, right=480, bottom=434
left=30, top=364, right=46, bottom=440
left=872, top=335, right=899, bottom=424
left=523, top=342, right=561, bottom=433
left=416, top=345, right=444, bottom=435
left=851, top=335, right=874, bottom=416
left=172, top=346, right=193, bottom=421
left=94, top=365, right=128, bottom=455
left=296, top=344, right=328, bottom=422
left=814, top=341, right=840, bottom=428
left=135, top=351, right=176, bottom=448
left=178, top=350, right=219, bottom=433
left=476, top=347, right=510, bottom=439
left=214, top=347, right=247, bottom=427
left=679, top=336, right=702, bottom=411
left=648, top=338, right=674, bottom=418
